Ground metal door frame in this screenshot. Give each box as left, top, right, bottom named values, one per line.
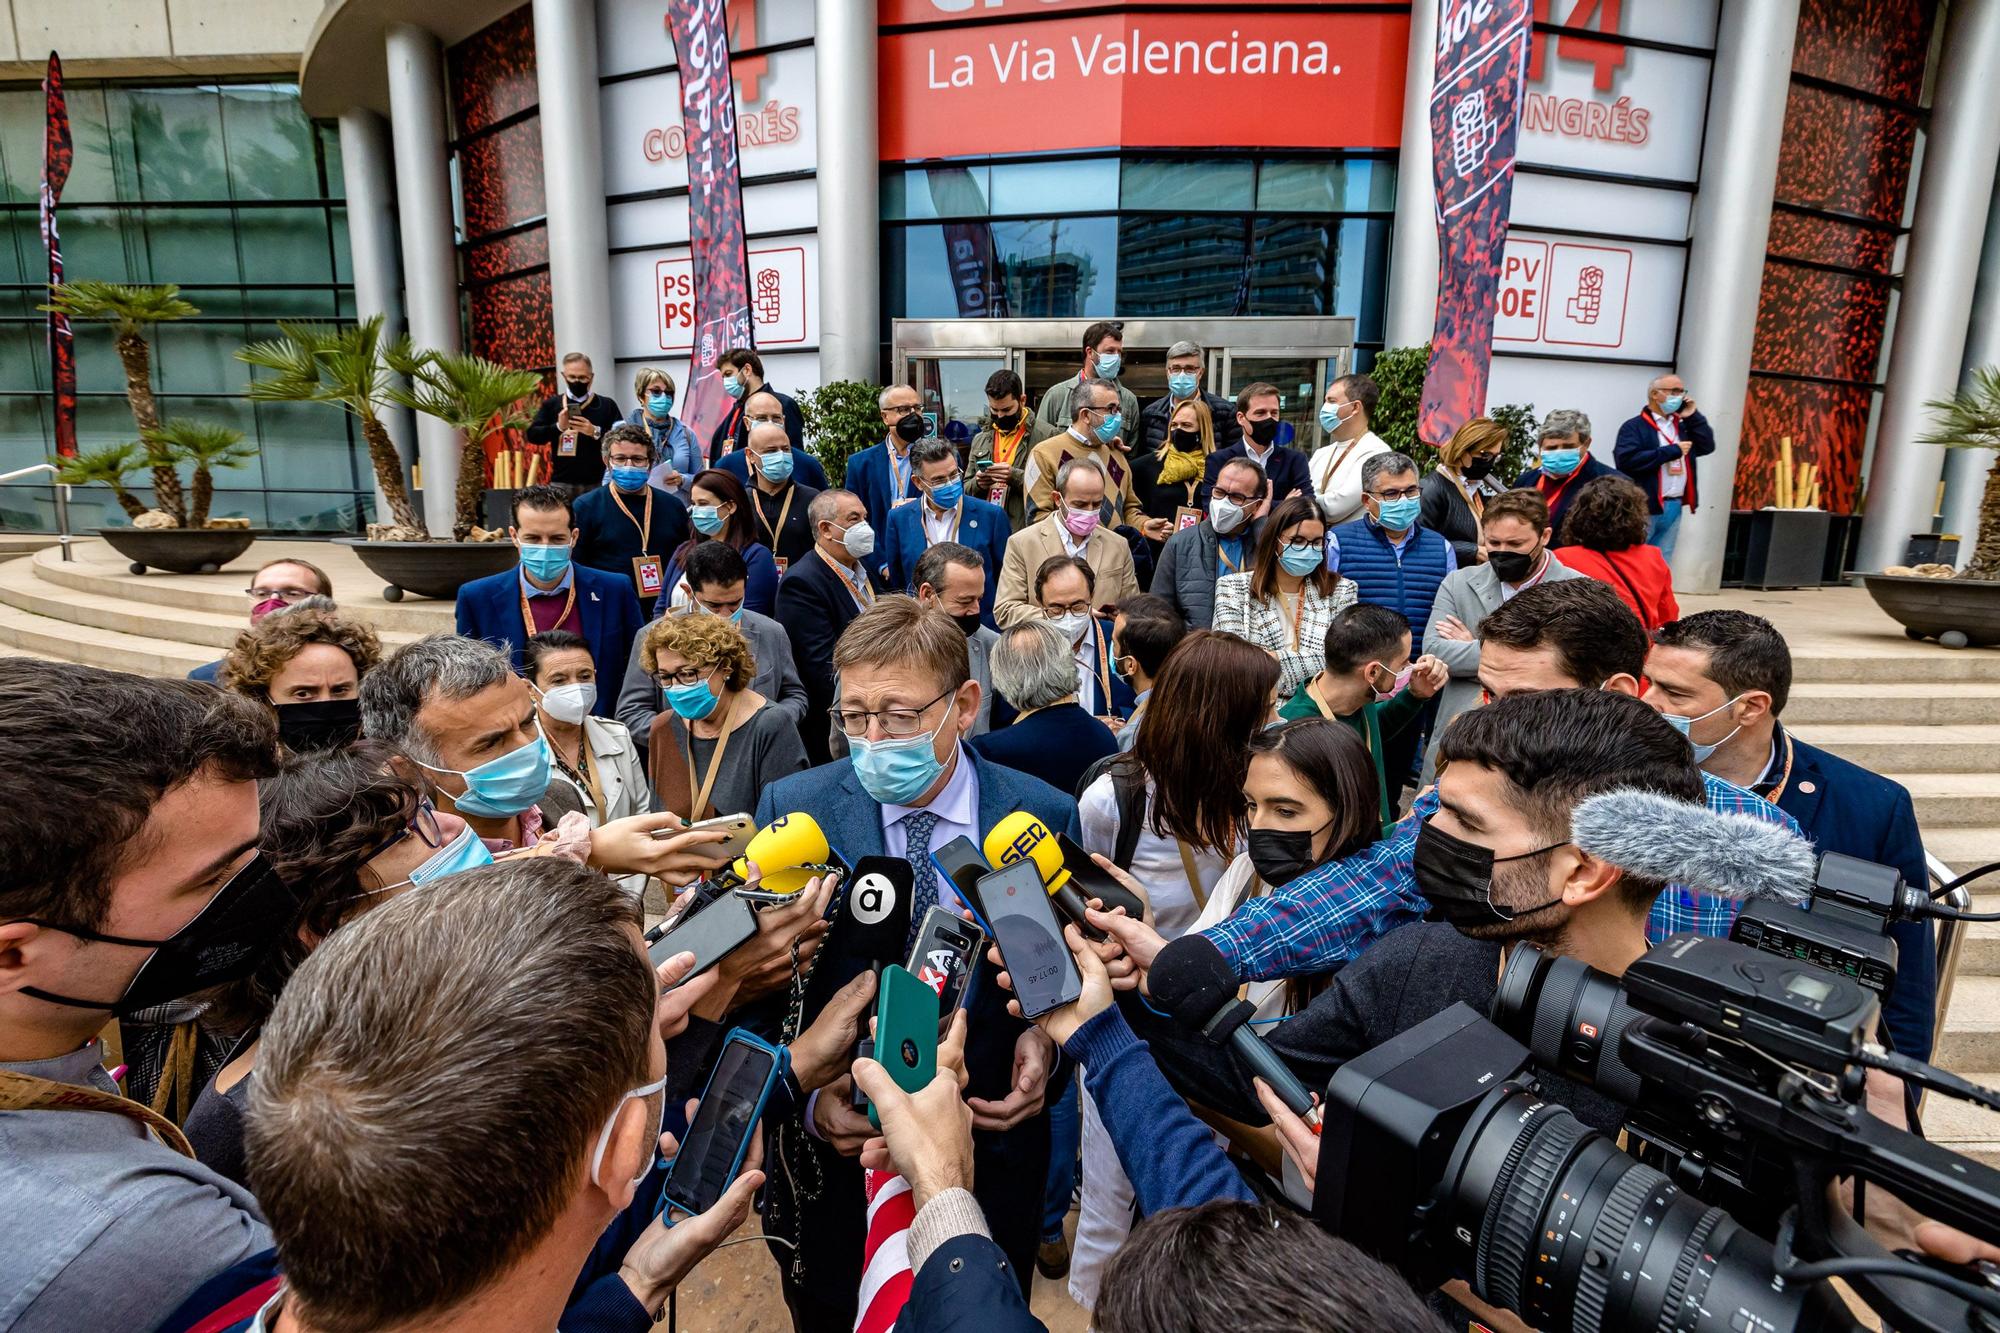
left=892, top=316, right=1356, bottom=388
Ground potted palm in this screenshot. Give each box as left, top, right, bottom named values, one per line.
left=1862, top=364, right=2000, bottom=647
left=61, top=425, right=262, bottom=573
left=51, top=444, right=149, bottom=521
left=386, top=348, right=543, bottom=538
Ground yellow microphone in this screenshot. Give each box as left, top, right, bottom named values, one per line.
left=723, top=812, right=835, bottom=896
left=983, top=811, right=1072, bottom=896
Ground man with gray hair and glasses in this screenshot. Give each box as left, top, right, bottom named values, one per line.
left=1139, top=340, right=1241, bottom=455
left=972, top=618, right=1119, bottom=796
left=359, top=633, right=731, bottom=883
left=1517, top=407, right=1616, bottom=539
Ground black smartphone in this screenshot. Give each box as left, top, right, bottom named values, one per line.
left=661, top=1029, right=782, bottom=1216
left=929, top=836, right=993, bottom=918
left=645, top=890, right=758, bottom=984
left=1055, top=832, right=1147, bottom=920
left=975, top=859, right=1082, bottom=1018
left=906, top=907, right=986, bottom=1017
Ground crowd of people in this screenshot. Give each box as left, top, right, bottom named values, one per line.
left=0, top=332, right=1967, bottom=1333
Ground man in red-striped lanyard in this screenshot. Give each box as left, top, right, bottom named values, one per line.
left=1613, top=372, right=1715, bottom=564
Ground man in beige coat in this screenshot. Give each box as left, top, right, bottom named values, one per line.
left=994, top=457, right=1140, bottom=626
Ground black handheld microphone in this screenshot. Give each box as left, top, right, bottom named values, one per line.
left=1150, top=934, right=1318, bottom=1123
left=838, top=855, right=916, bottom=969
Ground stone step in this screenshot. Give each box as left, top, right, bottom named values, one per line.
left=29, top=540, right=457, bottom=634
left=0, top=555, right=422, bottom=654
left=0, top=597, right=210, bottom=675
left=1786, top=723, right=2000, bottom=774
left=1887, top=774, right=2000, bottom=829
left=1925, top=1069, right=2000, bottom=1170
left=1931, top=831, right=2000, bottom=892
left=1783, top=683, right=2000, bottom=726
left=1963, top=922, right=2000, bottom=977
left=0, top=533, right=58, bottom=563
left=1937, top=976, right=2000, bottom=1070
left=1789, top=652, right=2000, bottom=684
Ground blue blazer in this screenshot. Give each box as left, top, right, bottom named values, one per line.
left=1613, top=409, right=1716, bottom=514
left=454, top=564, right=641, bottom=718
left=844, top=439, right=921, bottom=535
left=878, top=495, right=1012, bottom=626
left=1773, top=727, right=1938, bottom=1061
left=901, top=1233, right=1047, bottom=1333
left=1198, top=441, right=1314, bottom=508
left=713, top=444, right=829, bottom=494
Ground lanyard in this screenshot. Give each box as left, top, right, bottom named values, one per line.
left=1217, top=536, right=1241, bottom=574
left=891, top=448, right=912, bottom=499
left=1759, top=729, right=1797, bottom=805
left=611, top=485, right=653, bottom=547
left=1443, top=467, right=1484, bottom=520
left=519, top=579, right=577, bottom=641
left=1279, top=587, right=1309, bottom=651
left=0, top=1066, right=194, bottom=1157
left=990, top=423, right=1028, bottom=467
left=681, top=696, right=743, bottom=821
left=835, top=556, right=875, bottom=611
left=1175, top=838, right=1210, bottom=911
left=1643, top=409, right=1680, bottom=449
left=923, top=501, right=962, bottom=547
left=1316, top=437, right=1363, bottom=494
left=553, top=726, right=608, bottom=814
left=755, top=484, right=796, bottom=545
left=1538, top=467, right=1583, bottom=512
left=1088, top=619, right=1114, bottom=712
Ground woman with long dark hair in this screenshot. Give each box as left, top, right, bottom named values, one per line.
left=1211, top=492, right=1357, bottom=701
left=662, top=468, right=780, bottom=616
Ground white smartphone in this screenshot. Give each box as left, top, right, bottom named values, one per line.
left=652, top=811, right=756, bottom=860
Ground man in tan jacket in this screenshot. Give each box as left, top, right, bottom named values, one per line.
left=1022, top=378, right=1162, bottom=538
left=994, top=456, right=1140, bottom=626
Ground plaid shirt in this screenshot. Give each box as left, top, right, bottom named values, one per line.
left=1205, top=772, right=1801, bottom=981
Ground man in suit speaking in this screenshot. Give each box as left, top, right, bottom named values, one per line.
left=753, top=596, right=1079, bottom=1329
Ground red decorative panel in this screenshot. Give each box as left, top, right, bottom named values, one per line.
left=1764, top=211, right=1898, bottom=274
left=1738, top=379, right=1872, bottom=514
left=1749, top=262, right=1891, bottom=383
left=1791, top=0, right=1931, bottom=100
left=468, top=269, right=552, bottom=369
left=458, top=118, right=546, bottom=240
left=466, top=226, right=550, bottom=283
left=1772, top=84, right=1918, bottom=224
left=449, top=5, right=538, bottom=139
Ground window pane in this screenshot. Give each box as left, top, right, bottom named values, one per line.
left=140, top=207, right=244, bottom=284
left=1116, top=215, right=1247, bottom=316
left=1246, top=219, right=1330, bottom=315
left=268, top=490, right=369, bottom=533
left=991, top=216, right=1118, bottom=317
left=68, top=85, right=132, bottom=203
left=884, top=165, right=995, bottom=221
left=1121, top=159, right=1252, bottom=212
left=238, top=207, right=335, bottom=284
left=0, top=319, right=41, bottom=395
left=256, top=399, right=358, bottom=490
left=239, top=289, right=339, bottom=321
left=1335, top=217, right=1391, bottom=343
left=119, top=87, right=231, bottom=202
left=71, top=322, right=130, bottom=398
left=0, top=88, right=47, bottom=204
left=989, top=159, right=1117, bottom=214
left=220, top=85, right=322, bottom=200
left=0, top=214, right=34, bottom=286
left=62, top=206, right=139, bottom=284
left=156, top=321, right=251, bottom=396
left=1256, top=159, right=1397, bottom=213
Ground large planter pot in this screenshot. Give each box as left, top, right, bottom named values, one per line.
left=334, top=537, right=518, bottom=602
left=1862, top=573, right=2000, bottom=649
left=1740, top=509, right=1833, bottom=589
left=98, top=526, right=258, bottom=575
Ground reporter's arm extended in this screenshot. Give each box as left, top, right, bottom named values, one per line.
left=1062, top=1004, right=1253, bottom=1214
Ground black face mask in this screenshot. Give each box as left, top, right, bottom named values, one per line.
left=565, top=379, right=592, bottom=399
left=1486, top=548, right=1540, bottom=585
left=894, top=413, right=930, bottom=444
left=20, top=854, right=298, bottom=1017
left=951, top=612, right=983, bottom=637
left=275, top=697, right=362, bottom=752
left=1169, top=428, right=1202, bottom=452
left=991, top=409, right=1023, bottom=432
left=1463, top=455, right=1497, bottom=482
left=1246, top=418, right=1281, bottom=447
left=1414, top=819, right=1567, bottom=931
left=1247, top=823, right=1329, bottom=886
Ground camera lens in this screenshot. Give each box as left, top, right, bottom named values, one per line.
left=1493, top=946, right=1646, bottom=1105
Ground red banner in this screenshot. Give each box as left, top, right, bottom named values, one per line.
left=665, top=0, right=754, bottom=449
left=1418, top=0, right=1532, bottom=446
left=41, top=52, right=75, bottom=459
left=880, top=11, right=1409, bottom=160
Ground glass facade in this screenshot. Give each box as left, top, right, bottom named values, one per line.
left=0, top=79, right=360, bottom=533
left=882, top=153, right=1393, bottom=346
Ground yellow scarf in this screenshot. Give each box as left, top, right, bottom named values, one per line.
left=1157, top=445, right=1206, bottom=486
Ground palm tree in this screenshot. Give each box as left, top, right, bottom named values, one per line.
left=386, top=349, right=543, bottom=539
left=146, top=421, right=257, bottom=529
left=1919, top=364, right=2000, bottom=581
left=238, top=315, right=428, bottom=537
left=51, top=443, right=149, bottom=520
left=41, top=281, right=201, bottom=524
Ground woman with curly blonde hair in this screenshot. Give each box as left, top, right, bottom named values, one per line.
left=640, top=607, right=807, bottom=819
left=219, top=600, right=382, bottom=751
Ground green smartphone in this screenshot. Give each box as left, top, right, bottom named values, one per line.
left=868, top=964, right=940, bottom=1130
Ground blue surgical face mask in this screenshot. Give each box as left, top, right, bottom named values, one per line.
left=1320, top=401, right=1349, bottom=433
left=1278, top=542, right=1324, bottom=576
left=422, top=736, right=552, bottom=819
left=758, top=450, right=795, bottom=484
left=1539, top=448, right=1583, bottom=478
left=647, top=392, right=674, bottom=416
left=691, top=505, right=725, bottom=535
left=722, top=376, right=746, bottom=400
left=1095, top=352, right=1122, bottom=378
left=403, top=823, right=495, bottom=887
left=518, top=542, right=571, bottom=582
left=1167, top=372, right=1198, bottom=399
left=665, top=677, right=720, bottom=720
left=1093, top=411, right=1123, bottom=444
left=851, top=697, right=957, bottom=805
left=1661, top=394, right=1685, bottom=414
left=1374, top=496, right=1422, bottom=531
left=1660, top=695, right=1743, bottom=764
left=929, top=478, right=964, bottom=510
left=610, top=466, right=650, bottom=492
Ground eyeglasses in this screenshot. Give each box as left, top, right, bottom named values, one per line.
left=883, top=402, right=921, bottom=419
left=366, top=798, right=446, bottom=862
left=746, top=414, right=785, bottom=428
left=246, top=585, right=316, bottom=601
left=1371, top=485, right=1422, bottom=502
left=606, top=454, right=652, bottom=467
left=1282, top=538, right=1322, bottom=553
left=1043, top=599, right=1094, bottom=617
left=654, top=664, right=714, bottom=687
left=926, top=471, right=964, bottom=489
left=1211, top=487, right=1259, bottom=507
left=830, top=684, right=954, bottom=738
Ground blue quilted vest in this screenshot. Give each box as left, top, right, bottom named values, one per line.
left=1330, top=516, right=1452, bottom=627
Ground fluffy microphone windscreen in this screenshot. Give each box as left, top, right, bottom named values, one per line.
left=1569, top=788, right=1813, bottom=903
left=1149, top=933, right=1240, bottom=1029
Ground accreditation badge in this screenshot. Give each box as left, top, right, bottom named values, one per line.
left=559, top=429, right=579, bottom=457
left=633, top=555, right=665, bottom=598
left=1175, top=505, right=1204, bottom=532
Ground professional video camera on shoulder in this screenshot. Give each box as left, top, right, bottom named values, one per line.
left=1312, top=793, right=2000, bottom=1333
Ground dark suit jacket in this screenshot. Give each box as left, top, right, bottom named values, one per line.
left=1137, top=389, right=1242, bottom=454
left=713, top=444, right=830, bottom=494
left=844, top=439, right=922, bottom=536
left=454, top=565, right=640, bottom=718
left=1614, top=409, right=1716, bottom=513
left=774, top=548, right=883, bottom=764
left=1198, top=441, right=1314, bottom=508
left=1773, top=726, right=1938, bottom=1060
left=970, top=702, right=1118, bottom=798
left=1518, top=453, right=1617, bottom=542
left=707, top=385, right=805, bottom=462
left=902, top=1233, right=1047, bottom=1333
left=879, top=495, right=1012, bottom=627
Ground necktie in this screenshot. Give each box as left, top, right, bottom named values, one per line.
left=902, top=809, right=940, bottom=945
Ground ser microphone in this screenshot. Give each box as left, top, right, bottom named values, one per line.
left=984, top=812, right=1107, bottom=940
left=1150, top=933, right=1318, bottom=1123
left=1569, top=789, right=1814, bottom=902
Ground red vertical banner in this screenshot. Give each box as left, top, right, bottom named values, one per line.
left=41, top=52, right=76, bottom=458
left=666, top=0, right=754, bottom=449
left=1419, top=0, right=1533, bottom=447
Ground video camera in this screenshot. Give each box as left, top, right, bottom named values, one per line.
left=1313, top=930, right=2000, bottom=1333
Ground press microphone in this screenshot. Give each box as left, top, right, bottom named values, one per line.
left=839, top=856, right=916, bottom=968
left=1150, top=933, right=1318, bottom=1124
left=984, top=812, right=1106, bottom=940
left=1568, top=789, right=1814, bottom=902
left=712, top=812, right=839, bottom=896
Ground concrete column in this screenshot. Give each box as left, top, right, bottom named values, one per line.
left=384, top=22, right=463, bottom=538
left=533, top=0, right=615, bottom=385
left=1855, top=0, right=2000, bottom=574
left=1942, top=167, right=2000, bottom=564
left=1667, top=0, right=1801, bottom=593
left=1383, top=0, right=1438, bottom=350
left=336, top=107, right=417, bottom=519
left=815, top=0, right=879, bottom=384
